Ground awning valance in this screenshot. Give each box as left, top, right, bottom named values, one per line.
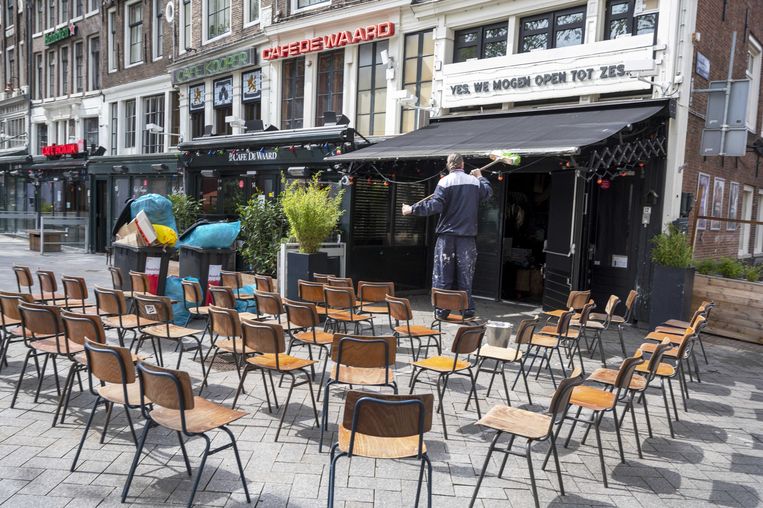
left=177, top=125, right=355, bottom=151
left=328, top=102, right=666, bottom=161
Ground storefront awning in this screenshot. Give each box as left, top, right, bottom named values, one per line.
left=177, top=125, right=354, bottom=151
left=29, top=159, right=89, bottom=171
left=328, top=103, right=666, bottom=161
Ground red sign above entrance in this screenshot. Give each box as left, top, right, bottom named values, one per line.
left=262, top=22, right=395, bottom=61
left=42, top=141, right=83, bottom=158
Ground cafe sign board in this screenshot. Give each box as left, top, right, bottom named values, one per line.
left=173, top=49, right=257, bottom=85
left=262, top=22, right=395, bottom=61
left=42, top=140, right=84, bottom=158
left=45, top=21, right=77, bottom=45
left=441, top=35, right=656, bottom=109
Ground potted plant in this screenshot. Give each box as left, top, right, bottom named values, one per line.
left=281, top=175, right=344, bottom=298
left=237, top=195, right=289, bottom=276
left=648, top=225, right=695, bottom=328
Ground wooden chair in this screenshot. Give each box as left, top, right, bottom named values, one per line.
left=254, top=290, right=285, bottom=324
left=546, top=356, right=644, bottom=488
left=522, top=311, right=573, bottom=387
left=313, top=273, right=332, bottom=284
left=430, top=288, right=479, bottom=329
left=0, top=291, right=35, bottom=371
left=220, top=270, right=256, bottom=310
left=181, top=280, right=211, bottom=346
left=327, top=276, right=353, bottom=288
left=328, top=391, right=434, bottom=508
left=122, top=362, right=250, bottom=507
left=61, top=276, right=96, bottom=313
left=409, top=324, right=485, bottom=440
left=593, top=289, right=638, bottom=357
left=298, top=280, right=329, bottom=315
left=13, top=265, right=35, bottom=296
left=108, top=266, right=124, bottom=290
left=658, top=300, right=713, bottom=364
left=283, top=298, right=333, bottom=392
left=544, top=290, right=591, bottom=320
left=207, top=286, right=258, bottom=321
left=570, top=301, right=606, bottom=366
left=631, top=339, right=680, bottom=438
left=357, top=281, right=394, bottom=316
left=475, top=318, right=536, bottom=406
left=232, top=321, right=319, bottom=441
left=201, top=306, right=255, bottom=392
left=254, top=274, right=276, bottom=293
left=469, top=371, right=585, bottom=508
left=323, top=286, right=374, bottom=335
left=129, top=271, right=151, bottom=295
left=57, top=311, right=109, bottom=426
left=386, top=295, right=442, bottom=360
left=133, top=294, right=207, bottom=381
left=319, top=334, right=397, bottom=452
left=94, top=286, right=143, bottom=348
left=36, top=270, right=66, bottom=303
left=11, top=302, right=77, bottom=413
left=71, top=338, right=143, bottom=472
left=586, top=294, right=624, bottom=358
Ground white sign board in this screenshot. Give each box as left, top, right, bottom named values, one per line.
left=441, top=35, right=655, bottom=109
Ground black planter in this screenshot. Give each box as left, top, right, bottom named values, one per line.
left=648, top=265, right=695, bottom=329
left=286, top=251, right=328, bottom=300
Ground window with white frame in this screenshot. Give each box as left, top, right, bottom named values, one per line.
left=745, top=36, right=761, bottom=132
left=153, top=0, right=163, bottom=60
left=60, top=46, right=69, bottom=95
left=181, top=0, right=191, bottom=50
left=126, top=1, right=143, bottom=65
left=124, top=99, right=136, bottom=148
left=47, top=0, right=55, bottom=29
left=108, top=9, right=117, bottom=71
left=88, top=36, right=100, bottom=89
left=46, top=50, right=56, bottom=97
left=87, top=0, right=97, bottom=13
left=755, top=190, right=763, bottom=255
left=3, top=118, right=24, bottom=148
left=60, top=0, right=68, bottom=24
left=36, top=124, right=48, bottom=154
left=143, top=94, right=165, bottom=153
left=5, top=47, right=15, bottom=89
left=739, top=186, right=754, bottom=256
left=34, top=53, right=43, bottom=99
left=246, top=0, right=259, bottom=24
left=206, top=0, right=230, bottom=40
left=75, top=0, right=82, bottom=17
left=6, top=0, right=13, bottom=27
left=295, top=0, right=328, bottom=11
left=83, top=117, right=99, bottom=149
left=34, top=0, right=43, bottom=32
left=74, top=41, right=83, bottom=92
left=110, top=102, right=118, bottom=154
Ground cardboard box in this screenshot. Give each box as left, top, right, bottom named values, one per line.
left=113, top=211, right=158, bottom=247
left=135, top=211, right=158, bottom=246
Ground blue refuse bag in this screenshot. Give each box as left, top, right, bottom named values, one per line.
left=176, top=221, right=240, bottom=249
left=131, top=194, right=178, bottom=232
left=165, top=275, right=192, bottom=325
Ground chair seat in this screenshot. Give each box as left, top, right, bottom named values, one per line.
left=435, top=313, right=479, bottom=323
left=572, top=320, right=605, bottom=330
left=543, top=309, right=571, bottom=319
left=98, top=381, right=146, bottom=406
left=238, top=312, right=259, bottom=322
left=663, top=318, right=691, bottom=328
left=327, top=310, right=372, bottom=323
left=330, top=365, right=395, bottom=385
left=413, top=355, right=470, bottom=373
left=60, top=300, right=96, bottom=309
left=248, top=353, right=316, bottom=371
left=394, top=325, right=441, bottom=337
left=31, top=335, right=84, bottom=355
left=102, top=314, right=146, bottom=330
left=636, top=360, right=675, bottom=377
left=293, top=330, right=334, bottom=345
left=478, top=344, right=522, bottom=363
left=530, top=334, right=559, bottom=348
left=645, top=331, right=682, bottom=344
left=639, top=342, right=679, bottom=357
left=570, top=385, right=616, bottom=411
left=124, top=291, right=151, bottom=299
left=0, top=315, right=21, bottom=327
left=188, top=306, right=210, bottom=316
left=216, top=338, right=256, bottom=355
left=37, top=293, right=66, bottom=302
left=76, top=350, right=142, bottom=366
left=476, top=404, right=551, bottom=440
left=539, top=325, right=579, bottom=339
left=654, top=325, right=686, bottom=335
left=589, top=312, right=609, bottom=322
left=150, top=396, right=247, bottom=433
left=234, top=293, right=255, bottom=301
left=587, top=368, right=647, bottom=391
left=314, top=305, right=329, bottom=315
left=359, top=304, right=388, bottom=314
left=142, top=324, right=200, bottom=339
left=337, top=425, right=425, bottom=459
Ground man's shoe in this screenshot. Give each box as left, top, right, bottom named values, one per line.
left=436, top=309, right=451, bottom=320
left=463, top=309, right=476, bottom=319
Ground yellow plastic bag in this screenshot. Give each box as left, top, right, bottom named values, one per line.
left=153, top=224, right=178, bottom=246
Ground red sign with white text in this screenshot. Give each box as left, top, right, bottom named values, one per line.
left=262, top=22, right=395, bottom=61
left=42, top=142, right=82, bottom=158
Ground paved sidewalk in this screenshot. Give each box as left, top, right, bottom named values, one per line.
left=0, top=243, right=761, bottom=507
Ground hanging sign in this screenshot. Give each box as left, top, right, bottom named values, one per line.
left=172, top=48, right=257, bottom=84
left=189, top=83, right=206, bottom=111
left=242, top=69, right=262, bottom=102
left=45, top=21, right=77, bottom=45
left=262, top=22, right=395, bottom=61
left=42, top=141, right=84, bottom=158
left=213, top=77, right=233, bottom=107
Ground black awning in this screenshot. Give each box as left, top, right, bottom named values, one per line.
left=328, top=103, right=666, bottom=161
left=29, top=158, right=89, bottom=171
left=177, top=125, right=354, bottom=151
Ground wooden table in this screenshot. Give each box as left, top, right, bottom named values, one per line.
left=27, top=229, right=66, bottom=253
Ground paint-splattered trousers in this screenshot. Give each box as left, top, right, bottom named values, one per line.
left=432, top=234, right=478, bottom=311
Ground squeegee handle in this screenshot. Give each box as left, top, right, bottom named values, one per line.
left=412, top=158, right=504, bottom=205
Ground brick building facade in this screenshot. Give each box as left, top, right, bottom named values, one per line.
left=0, top=0, right=29, bottom=155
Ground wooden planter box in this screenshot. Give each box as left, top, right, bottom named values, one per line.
left=692, top=273, right=763, bottom=344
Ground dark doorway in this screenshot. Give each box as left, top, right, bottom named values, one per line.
left=94, top=179, right=108, bottom=252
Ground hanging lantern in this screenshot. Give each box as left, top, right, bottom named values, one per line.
left=599, top=178, right=611, bottom=190
left=497, top=173, right=504, bottom=181
left=335, top=148, right=342, bottom=155
left=383, top=180, right=389, bottom=187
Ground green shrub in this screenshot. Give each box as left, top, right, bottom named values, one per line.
left=281, top=175, right=345, bottom=254
left=694, top=258, right=718, bottom=275
left=650, top=225, right=693, bottom=268
left=168, top=193, right=202, bottom=233
left=237, top=196, right=289, bottom=276
left=716, top=257, right=745, bottom=279
left=743, top=264, right=762, bottom=282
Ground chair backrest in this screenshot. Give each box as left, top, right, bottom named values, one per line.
left=37, top=270, right=58, bottom=294
left=327, top=276, right=353, bottom=289
left=548, top=369, right=585, bottom=424
left=62, top=310, right=106, bottom=346
left=358, top=281, right=394, bottom=303
left=643, top=339, right=673, bottom=382
left=94, top=286, right=128, bottom=316
left=13, top=265, right=34, bottom=293
left=613, top=356, right=645, bottom=393
left=209, top=286, right=236, bottom=309
left=254, top=274, right=275, bottom=293
left=134, top=294, right=173, bottom=323
left=324, top=286, right=355, bottom=309
left=0, top=291, right=34, bottom=322
left=137, top=361, right=195, bottom=411
left=703, top=300, right=716, bottom=320
left=566, top=290, right=590, bottom=310
left=255, top=290, right=284, bottom=317
left=242, top=321, right=285, bottom=355
left=182, top=280, right=204, bottom=307
left=577, top=301, right=595, bottom=326
left=85, top=338, right=136, bottom=384
left=386, top=295, right=413, bottom=322
left=18, top=301, right=63, bottom=337
left=451, top=325, right=485, bottom=355
left=283, top=298, right=320, bottom=328
left=331, top=334, right=396, bottom=369
left=623, top=290, right=638, bottom=319
left=675, top=323, right=700, bottom=357
left=342, top=391, right=433, bottom=453
left=129, top=271, right=150, bottom=293
left=513, top=317, right=539, bottom=345
left=298, top=280, right=326, bottom=304
left=108, top=266, right=124, bottom=290
left=208, top=305, right=242, bottom=338
left=312, top=273, right=331, bottom=284
left=220, top=270, right=242, bottom=290
left=604, top=295, right=620, bottom=318
left=555, top=310, right=574, bottom=336
left=431, top=288, right=468, bottom=313
left=62, top=276, right=89, bottom=301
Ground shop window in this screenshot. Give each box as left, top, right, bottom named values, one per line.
left=89, top=36, right=100, bottom=90
left=519, top=6, right=586, bottom=53
left=206, top=0, right=230, bottom=40
left=3, top=118, right=24, bottom=149
left=46, top=50, right=56, bottom=98
left=181, top=0, right=191, bottom=50
left=756, top=190, right=763, bottom=255
left=402, top=30, right=434, bottom=132
left=60, top=47, right=69, bottom=96
left=110, top=102, right=118, bottom=154
left=281, top=57, right=305, bottom=130
left=126, top=1, right=143, bottom=65
left=124, top=99, right=136, bottom=148
left=356, top=40, right=387, bottom=136
left=34, top=53, right=43, bottom=100
left=745, top=35, right=761, bottom=132
left=454, top=22, right=508, bottom=63
left=220, top=176, right=245, bottom=214
left=36, top=124, right=48, bottom=155
left=153, top=0, right=164, bottom=60
left=316, top=50, right=344, bottom=127
left=200, top=175, right=219, bottom=213
left=83, top=117, right=99, bottom=151
left=143, top=94, right=165, bottom=153
left=605, top=0, right=658, bottom=40
left=74, top=42, right=83, bottom=92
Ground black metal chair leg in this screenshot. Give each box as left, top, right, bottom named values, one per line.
left=33, top=353, right=50, bottom=403
left=628, top=398, right=643, bottom=459
left=469, top=432, right=500, bottom=508
left=593, top=415, right=608, bottom=488
left=661, top=380, right=675, bottom=438
left=53, top=363, right=76, bottom=427
left=617, top=326, right=627, bottom=357
left=220, top=426, right=251, bottom=503
left=187, top=434, right=212, bottom=508
left=123, top=406, right=138, bottom=445
left=497, top=434, right=516, bottom=478
left=275, top=373, right=296, bottom=442
left=697, top=335, right=708, bottom=364
left=327, top=446, right=346, bottom=508
left=71, top=396, right=101, bottom=471
left=100, top=402, right=114, bottom=444
left=500, top=364, right=511, bottom=407
left=526, top=441, right=540, bottom=508
left=611, top=406, right=625, bottom=463
left=641, top=391, right=653, bottom=438
left=667, top=377, right=680, bottom=421
left=466, top=369, right=482, bottom=418
left=121, top=420, right=153, bottom=502
left=10, top=349, right=33, bottom=408
left=438, top=375, right=450, bottom=440
left=563, top=406, right=583, bottom=448
left=177, top=431, right=192, bottom=476
left=231, top=366, right=251, bottom=409
left=550, top=433, right=565, bottom=496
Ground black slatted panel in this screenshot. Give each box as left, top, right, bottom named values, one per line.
left=351, top=180, right=390, bottom=246
left=393, top=183, right=427, bottom=246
